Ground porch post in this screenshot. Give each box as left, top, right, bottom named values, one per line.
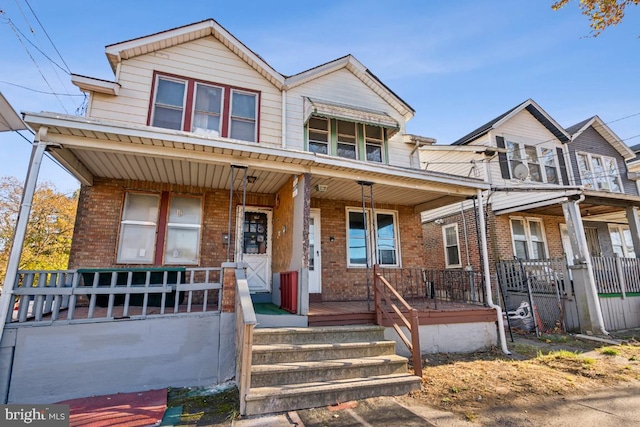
left=561, top=196, right=607, bottom=335
left=0, top=140, right=47, bottom=343
left=625, top=206, right=640, bottom=258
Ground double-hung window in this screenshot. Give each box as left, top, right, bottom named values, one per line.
left=609, top=225, right=635, bottom=258
left=506, top=141, right=559, bottom=184
left=577, top=152, right=622, bottom=192
left=117, top=192, right=203, bottom=265
left=150, top=73, right=259, bottom=142
left=347, top=208, right=399, bottom=267
left=510, top=218, right=547, bottom=260
left=306, top=116, right=388, bottom=163
left=442, top=224, right=461, bottom=268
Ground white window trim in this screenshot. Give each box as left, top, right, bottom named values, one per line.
left=163, top=194, right=204, bottom=265
left=228, top=89, right=258, bottom=142
left=509, top=216, right=549, bottom=260
left=151, top=75, right=187, bottom=130
left=345, top=207, right=401, bottom=268
left=442, top=223, right=462, bottom=268
left=608, top=224, right=636, bottom=258
left=506, top=141, right=559, bottom=184
left=576, top=151, right=623, bottom=193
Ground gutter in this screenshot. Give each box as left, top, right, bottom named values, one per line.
left=476, top=189, right=511, bottom=355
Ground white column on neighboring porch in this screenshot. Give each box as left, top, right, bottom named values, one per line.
left=625, top=206, right=640, bottom=258
left=561, top=196, right=607, bottom=335
left=0, top=139, right=48, bottom=343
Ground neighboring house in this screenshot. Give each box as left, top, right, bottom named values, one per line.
left=420, top=99, right=640, bottom=334
left=0, top=19, right=501, bottom=408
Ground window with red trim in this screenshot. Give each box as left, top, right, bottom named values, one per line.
left=149, top=73, right=259, bottom=142
left=117, top=192, right=203, bottom=265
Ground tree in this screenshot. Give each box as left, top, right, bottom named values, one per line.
left=552, top=0, right=639, bottom=36
left=0, top=176, right=78, bottom=283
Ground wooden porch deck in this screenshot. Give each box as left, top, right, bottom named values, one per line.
left=308, top=300, right=495, bottom=327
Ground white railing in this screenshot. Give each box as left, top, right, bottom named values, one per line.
left=235, top=268, right=256, bottom=416
left=7, top=267, right=222, bottom=325
left=592, top=256, right=640, bottom=295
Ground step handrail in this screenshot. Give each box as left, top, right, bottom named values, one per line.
left=235, top=268, right=256, bottom=416
left=373, top=264, right=422, bottom=378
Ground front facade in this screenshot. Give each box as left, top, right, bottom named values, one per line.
left=421, top=99, right=640, bottom=333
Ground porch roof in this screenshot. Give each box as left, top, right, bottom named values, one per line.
left=23, top=112, right=488, bottom=212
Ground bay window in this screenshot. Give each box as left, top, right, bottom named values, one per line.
left=347, top=208, right=399, bottom=267
left=149, top=72, right=259, bottom=142
left=117, top=192, right=203, bottom=265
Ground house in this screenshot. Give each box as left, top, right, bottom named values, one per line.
left=0, top=19, right=503, bottom=412
left=420, top=99, right=640, bottom=335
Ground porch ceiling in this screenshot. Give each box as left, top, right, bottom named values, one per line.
left=25, top=112, right=488, bottom=209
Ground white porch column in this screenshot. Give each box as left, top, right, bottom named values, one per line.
left=0, top=140, right=48, bottom=343
left=562, top=196, right=607, bottom=335
left=625, top=206, right=640, bottom=258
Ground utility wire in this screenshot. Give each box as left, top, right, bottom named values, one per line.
left=0, top=80, right=83, bottom=97
left=23, top=0, right=72, bottom=74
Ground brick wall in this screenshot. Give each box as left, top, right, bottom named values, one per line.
left=310, top=198, right=427, bottom=302
left=68, top=177, right=274, bottom=269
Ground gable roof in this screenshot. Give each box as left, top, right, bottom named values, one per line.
left=104, top=19, right=285, bottom=89
left=285, top=55, right=414, bottom=120
left=567, top=115, right=635, bottom=160
left=451, top=99, right=570, bottom=145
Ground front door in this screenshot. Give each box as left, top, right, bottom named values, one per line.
left=309, top=210, right=322, bottom=294
left=236, top=207, right=272, bottom=292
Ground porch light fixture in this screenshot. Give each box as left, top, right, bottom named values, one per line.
left=315, top=184, right=328, bottom=192
left=247, top=176, right=257, bottom=184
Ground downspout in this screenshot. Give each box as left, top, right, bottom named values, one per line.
left=0, top=131, right=48, bottom=344
left=476, top=189, right=511, bottom=355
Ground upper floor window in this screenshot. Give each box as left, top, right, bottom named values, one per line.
left=510, top=217, right=547, bottom=260
left=150, top=73, right=259, bottom=142
left=577, top=152, right=622, bottom=192
left=506, top=141, right=559, bottom=184
left=307, top=116, right=386, bottom=163
left=117, top=192, right=203, bottom=265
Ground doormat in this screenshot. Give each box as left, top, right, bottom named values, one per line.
left=57, top=388, right=167, bottom=427
left=253, top=303, right=291, bottom=315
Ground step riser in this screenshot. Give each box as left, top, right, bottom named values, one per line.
left=252, top=329, right=385, bottom=345
left=251, top=361, right=408, bottom=388
left=244, top=380, right=421, bottom=416
left=252, top=343, right=396, bottom=364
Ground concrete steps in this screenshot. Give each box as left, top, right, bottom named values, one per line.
left=244, top=325, right=421, bottom=416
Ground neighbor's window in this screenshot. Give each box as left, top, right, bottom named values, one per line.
left=117, top=192, right=203, bottom=265
left=609, top=225, right=636, bottom=258
left=510, top=218, right=547, bottom=260
left=442, top=224, right=461, bottom=268
left=577, top=152, right=622, bottom=192
left=347, top=208, right=399, bottom=267
left=150, top=72, right=259, bottom=142
left=506, top=141, right=559, bottom=183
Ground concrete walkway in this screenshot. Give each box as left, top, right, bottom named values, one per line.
left=233, top=383, right=640, bottom=427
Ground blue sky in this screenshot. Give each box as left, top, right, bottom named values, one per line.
left=1, top=0, right=639, bottom=193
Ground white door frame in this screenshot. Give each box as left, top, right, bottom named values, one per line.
left=235, top=206, right=272, bottom=292
left=309, top=209, right=322, bottom=294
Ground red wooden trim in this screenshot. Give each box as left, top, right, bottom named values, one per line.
left=184, top=80, right=195, bottom=132
left=146, top=71, right=159, bottom=126
left=221, top=87, right=231, bottom=137
left=256, top=91, right=261, bottom=143
left=155, top=191, right=170, bottom=265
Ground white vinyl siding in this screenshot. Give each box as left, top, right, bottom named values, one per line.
left=286, top=68, right=411, bottom=167
left=87, top=37, right=282, bottom=146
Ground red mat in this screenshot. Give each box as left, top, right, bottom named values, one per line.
left=57, top=388, right=167, bottom=427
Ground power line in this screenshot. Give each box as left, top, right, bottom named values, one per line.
left=0, top=80, right=84, bottom=96
left=22, top=0, right=72, bottom=74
